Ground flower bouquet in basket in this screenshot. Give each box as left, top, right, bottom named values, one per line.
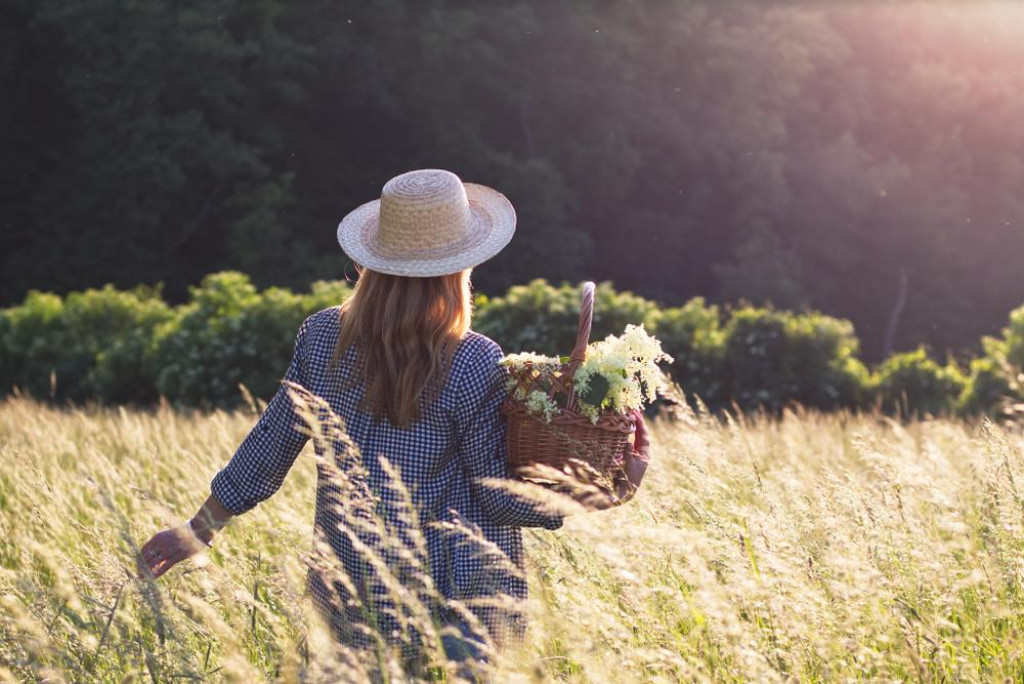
left=499, top=282, right=673, bottom=506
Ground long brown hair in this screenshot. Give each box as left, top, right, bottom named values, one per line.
left=330, top=267, right=472, bottom=428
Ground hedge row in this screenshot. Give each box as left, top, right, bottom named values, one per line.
left=474, top=280, right=1022, bottom=417
left=2, top=272, right=1021, bottom=416
left=0, top=273, right=349, bottom=407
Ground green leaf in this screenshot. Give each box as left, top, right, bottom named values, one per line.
left=559, top=355, right=571, bottom=364
left=580, top=373, right=609, bottom=406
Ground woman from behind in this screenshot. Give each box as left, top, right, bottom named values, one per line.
left=139, top=169, right=650, bottom=678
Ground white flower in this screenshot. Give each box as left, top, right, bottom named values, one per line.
left=573, top=324, right=673, bottom=421
left=500, top=351, right=561, bottom=370
left=524, top=390, right=559, bottom=423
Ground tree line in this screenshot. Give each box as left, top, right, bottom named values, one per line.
left=4, top=1, right=1024, bottom=361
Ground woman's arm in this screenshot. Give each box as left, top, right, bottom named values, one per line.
left=139, top=316, right=313, bottom=577
left=189, top=494, right=235, bottom=545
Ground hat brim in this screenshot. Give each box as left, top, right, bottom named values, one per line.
left=336, top=182, right=516, bottom=278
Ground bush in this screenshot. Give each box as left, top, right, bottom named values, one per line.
left=0, top=291, right=65, bottom=400
left=871, top=348, right=966, bottom=417
left=82, top=288, right=177, bottom=403
left=304, top=279, right=354, bottom=313
left=782, top=313, right=871, bottom=411
left=1005, top=305, right=1024, bottom=370
left=0, top=286, right=173, bottom=402
left=473, top=279, right=658, bottom=357
left=3, top=270, right=1021, bottom=418
left=958, top=356, right=1014, bottom=416
left=721, top=307, right=869, bottom=413
left=958, top=332, right=1022, bottom=416
left=151, top=272, right=351, bottom=407
left=651, top=298, right=726, bottom=410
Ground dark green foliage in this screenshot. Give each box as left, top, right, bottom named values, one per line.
left=5, top=2, right=1024, bottom=362
left=150, top=272, right=350, bottom=407
left=714, top=228, right=808, bottom=311
left=776, top=313, right=871, bottom=412
left=957, top=309, right=1024, bottom=416
left=476, top=280, right=869, bottom=414
left=720, top=307, right=869, bottom=413
left=3, top=0, right=308, bottom=301
left=0, top=274, right=350, bottom=407
left=651, top=299, right=726, bottom=410
left=0, top=292, right=65, bottom=400
left=1005, top=307, right=1024, bottom=371
left=958, top=355, right=1015, bottom=417
left=580, top=374, right=610, bottom=408
left=871, top=349, right=966, bottom=417
left=84, top=288, right=176, bottom=404
left=0, top=286, right=172, bottom=402
left=1, top=274, right=1022, bottom=416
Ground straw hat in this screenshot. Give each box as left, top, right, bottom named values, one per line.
left=337, top=169, right=516, bottom=277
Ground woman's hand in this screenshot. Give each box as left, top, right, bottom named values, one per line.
left=140, top=523, right=209, bottom=578
left=614, top=409, right=651, bottom=502
left=140, top=495, right=233, bottom=579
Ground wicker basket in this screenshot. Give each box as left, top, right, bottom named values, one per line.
left=501, top=282, right=635, bottom=501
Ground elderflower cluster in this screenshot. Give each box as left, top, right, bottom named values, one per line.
left=572, top=324, right=673, bottom=422
left=523, top=390, right=560, bottom=422
left=500, top=351, right=561, bottom=370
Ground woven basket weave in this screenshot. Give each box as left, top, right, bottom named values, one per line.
left=501, top=282, right=635, bottom=500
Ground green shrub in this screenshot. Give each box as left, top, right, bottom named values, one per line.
left=151, top=274, right=302, bottom=407
left=4, top=270, right=1020, bottom=417
left=304, top=279, right=354, bottom=313
left=1006, top=305, right=1024, bottom=370
left=651, top=298, right=726, bottom=410
left=958, top=333, right=1022, bottom=416
left=782, top=313, right=871, bottom=411
left=0, top=291, right=65, bottom=400
left=83, top=288, right=176, bottom=403
left=871, top=348, right=966, bottom=417
left=151, top=272, right=351, bottom=407
left=958, top=356, right=1014, bottom=416
left=473, top=279, right=658, bottom=357
left=721, top=307, right=869, bottom=413
left=0, top=286, right=173, bottom=402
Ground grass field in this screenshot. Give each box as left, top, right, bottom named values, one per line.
left=1, top=395, right=1023, bottom=682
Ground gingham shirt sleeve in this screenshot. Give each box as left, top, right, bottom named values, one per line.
left=455, top=340, right=564, bottom=530
left=210, top=317, right=312, bottom=515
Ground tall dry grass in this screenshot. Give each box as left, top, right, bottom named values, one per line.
left=1, top=395, right=1023, bottom=682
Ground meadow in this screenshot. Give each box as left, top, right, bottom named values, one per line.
left=2, top=395, right=1023, bottom=682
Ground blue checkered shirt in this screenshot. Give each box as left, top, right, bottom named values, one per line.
left=210, top=307, right=563, bottom=647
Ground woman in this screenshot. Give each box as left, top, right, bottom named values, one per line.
left=140, top=169, right=650, bottom=671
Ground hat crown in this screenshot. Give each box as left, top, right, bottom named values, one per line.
left=376, top=170, right=471, bottom=257
left=337, top=167, right=515, bottom=278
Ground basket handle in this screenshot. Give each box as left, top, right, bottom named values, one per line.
left=567, top=281, right=595, bottom=374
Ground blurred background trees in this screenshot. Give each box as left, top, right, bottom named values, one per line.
left=3, top=1, right=1024, bottom=361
